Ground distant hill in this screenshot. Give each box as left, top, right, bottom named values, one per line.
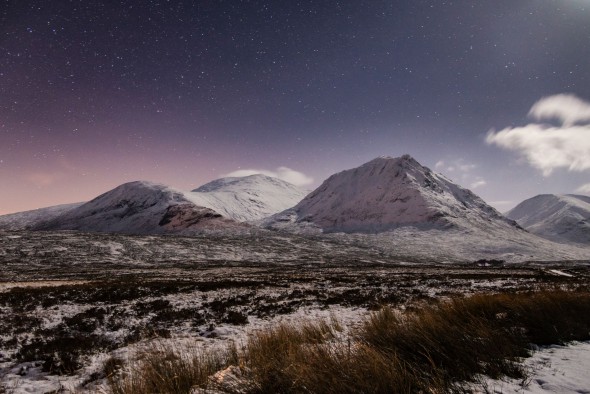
left=506, top=194, right=590, bottom=244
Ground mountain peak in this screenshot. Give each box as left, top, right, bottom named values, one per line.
left=266, top=155, right=513, bottom=233
left=187, top=174, right=308, bottom=222
left=193, top=173, right=297, bottom=193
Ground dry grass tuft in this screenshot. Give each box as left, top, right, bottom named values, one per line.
left=108, top=289, right=590, bottom=393
left=108, top=341, right=237, bottom=394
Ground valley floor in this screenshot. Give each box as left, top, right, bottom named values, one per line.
left=0, top=230, right=589, bottom=393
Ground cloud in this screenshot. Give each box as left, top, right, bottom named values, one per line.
left=470, top=179, right=487, bottom=189
left=435, top=159, right=476, bottom=174
left=224, top=166, right=314, bottom=187
left=436, top=158, right=485, bottom=189
left=486, top=94, right=590, bottom=176
left=529, top=94, right=590, bottom=127
left=575, top=183, right=590, bottom=194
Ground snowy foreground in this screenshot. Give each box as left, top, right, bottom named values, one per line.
left=1, top=306, right=367, bottom=393
left=1, top=230, right=589, bottom=392
left=474, top=341, right=590, bottom=394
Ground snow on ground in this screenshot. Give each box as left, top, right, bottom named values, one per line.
left=474, top=341, right=590, bottom=394
left=0, top=305, right=368, bottom=393
left=548, top=269, right=574, bottom=278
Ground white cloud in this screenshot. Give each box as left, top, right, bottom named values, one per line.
left=470, top=179, right=487, bottom=189
left=224, top=166, right=314, bottom=187
left=529, top=94, right=590, bottom=126
left=435, top=158, right=476, bottom=174
left=486, top=123, right=590, bottom=176
left=487, top=94, right=590, bottom=176
left=575, top=183, right=590, bottom=194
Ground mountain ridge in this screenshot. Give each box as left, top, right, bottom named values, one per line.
left=0, top=175, right=308, bottom=234
left=265, top=155, right=518, bottom=233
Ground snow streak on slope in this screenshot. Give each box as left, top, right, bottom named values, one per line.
left=34, top=181, right=243, bottom=234
left=0, top=203, right=83, bottom=230
left=188, top=174, right=308, bottom=222
left=266, top=155, right=517, bottom=233
left=506, top=194, right=590, bottom=244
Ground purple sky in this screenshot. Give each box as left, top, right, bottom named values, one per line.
left=1, top=1, right=589, bottom=214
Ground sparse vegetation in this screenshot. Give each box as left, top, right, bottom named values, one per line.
left=107, top=289, right=590, bottom=393
left=108, top=342, right=238, bottom=394
left=1, top=231, right=589, bottom=392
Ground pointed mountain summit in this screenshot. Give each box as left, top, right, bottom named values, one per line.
left=506, top=194, right=590, bottom=244
left=34, top=181, right=241, bottom=234
left=266, top=155, right=516, bottom=233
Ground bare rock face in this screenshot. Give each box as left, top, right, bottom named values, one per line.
left=266, top=155, right=517, bottom=233
left=159, top=204, right=241, bottom=232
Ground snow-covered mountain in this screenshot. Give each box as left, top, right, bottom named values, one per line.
left=506, top=194, right=590, bottom=244
left=188, top=174, right=308, bottom=222
left=33, top=181, right=244, bottom=234
left=266, top=155, right=517, bottom=233
left=0, top=174, right=306, bottom=234
left=0, top=203, right=83, bottom=231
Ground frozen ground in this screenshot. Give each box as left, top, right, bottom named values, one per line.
left=0, top=230, right=589, bottom=393
left=475, top=341, right=590, bottom=394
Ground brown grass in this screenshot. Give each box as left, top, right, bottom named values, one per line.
left=107, top=341, right=238, bottom=394
left=108, top=289, right=590, bottom=393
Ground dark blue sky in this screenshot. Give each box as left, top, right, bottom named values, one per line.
left=1, top=0, right=589, bottom=213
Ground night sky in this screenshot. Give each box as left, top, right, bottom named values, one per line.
left=1, top=1, right=590, bottom=214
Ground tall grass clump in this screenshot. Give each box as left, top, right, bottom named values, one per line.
left=358, top=289, right=590, bottom=389
left=108, top=341, right=237, bottom=394
left=109, top=289, right=590, bottom=393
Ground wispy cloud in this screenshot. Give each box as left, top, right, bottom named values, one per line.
left=470, top=179, right=487, bottom=189
left=224, top=166, right=314, bottom=187
left=436, top=159, right=485, bottom=189
left=435, top=159, right=477, bottom=174
left=575, top=183, right=590, bottom=194
left=487, top=94, right=590, bottom=176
